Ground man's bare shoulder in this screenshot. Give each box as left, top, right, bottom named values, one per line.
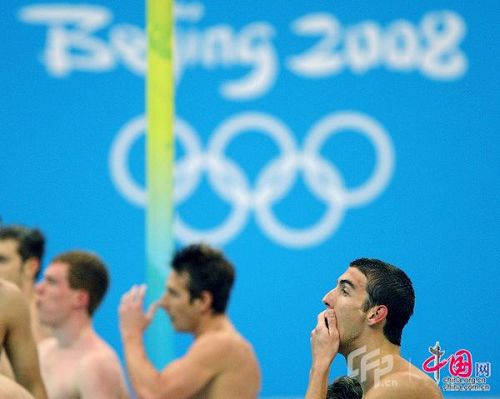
left=182, top=328, right=260, bottom=397
left=77, top=346, right=124, bottom=379
left=366, top=369, right=443, bottom=399
left=75, top=335, right=128, bottom=394
left=0, top=280, right=23, bottom=307
left=188, top=328, right=258, bottom=370
left=39, top=333, right=120, bottom=366
left=63, top=333, right=122, bottom=373
left=0, top=374, right=34, bottom=399
left=195, top=329, right=254, bottom=354
left=0, top=280, right=29, bottom=323
left=0, top=279, right=14, bottom=292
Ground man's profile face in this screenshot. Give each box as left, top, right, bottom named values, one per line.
left=322, top=267, right=370, bottom=353
left=36, top=262, right=75, bottom=328
left=158, top=271, right=203, bottom=333
left=0, top=239, right=25, bottom=286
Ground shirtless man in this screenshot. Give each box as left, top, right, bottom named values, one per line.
left=0, top=225, right=52, bottom=377
left=0, top=225, right=51, bottom=342
left=36, top=250, right=130, bottom=399
left=306, top=258, right=443, bottom=399
left=119, top=243, right=261, bottom=399
left=0, top=279, right=47, bottom=399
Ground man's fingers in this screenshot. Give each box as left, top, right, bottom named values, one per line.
left=146, top=301, right=158, bottom=322
left=137, top=284, right=147, bottom=301
left=324, top=309, right=337, bottom=334
left=316, top=310, right=326, bottom=326
left=325, top=309, right=335, bottom=325
left=119, top=284, right=148, bottom=308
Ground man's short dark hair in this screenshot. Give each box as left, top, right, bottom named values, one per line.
left=52, top=251, right=109, bottom=316
left=0, top=224, right=45, bottom=278
left=327, top=376, right=363, bottom=399
left=172, top=244, right=235, bottom=314
left=350, top=258, right=415, bottom=346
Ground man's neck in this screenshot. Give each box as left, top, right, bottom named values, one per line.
left=344, top=334, right=401, bottom=393
left=193, top=313, right=233, bottom=338
left=20, top=280, right=35, bottom=303
left=52, top=315, right=94, bottom=348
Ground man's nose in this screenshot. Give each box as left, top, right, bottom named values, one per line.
left=35, top=281, right=44, bottom=294
left=322, top=289, right=335, bottom=308
left=158, top=294, right=169, bottom=309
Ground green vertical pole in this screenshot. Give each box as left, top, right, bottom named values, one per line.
left=145, top=0, right=175, bottom=368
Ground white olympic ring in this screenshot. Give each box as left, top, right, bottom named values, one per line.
left=109, top=111, right=395, bottom=248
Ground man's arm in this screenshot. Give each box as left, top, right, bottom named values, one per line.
left=119, top=285, right=221, bottom=399
left=0, top=374, right=35, bottom=399
left=3, top=282, right=47, bottom=399
left=305, top=310, right=339, bottom=399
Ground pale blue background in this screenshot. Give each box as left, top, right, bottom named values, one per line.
left=1, top=1, right=499, bottom=397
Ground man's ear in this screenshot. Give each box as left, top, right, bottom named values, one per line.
left=367, top=305, right=388, bottom=325
left=199, top=290, right=213, bottom=312
left=73, top=289, right=90, bottom=310
left=22, top=257, right=40, bottom=280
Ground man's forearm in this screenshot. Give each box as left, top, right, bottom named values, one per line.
left=122, top=334, right=161, bottom=397
left=305, top=364, right=330, bottom=399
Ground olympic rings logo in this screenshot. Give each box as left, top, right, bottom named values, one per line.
left=109, top=111, right=395, bottom=248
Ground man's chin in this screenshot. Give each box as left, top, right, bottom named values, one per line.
left=338, top=339, right=353, bottom=358
left=39, top=320, right=55, bottom=329
left=168, top=319, right=182, bottom=332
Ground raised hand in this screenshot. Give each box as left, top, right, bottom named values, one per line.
left=310, top=309, right=339, bottom=370
left=118, top=284, right=158, bottom=340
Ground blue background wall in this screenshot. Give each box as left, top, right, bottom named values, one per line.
left=1, top=1, right=499, bottom=397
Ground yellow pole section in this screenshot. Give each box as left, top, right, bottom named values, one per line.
left=145, top=0, right=175, bottom=367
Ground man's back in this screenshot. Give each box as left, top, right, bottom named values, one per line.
left=38, top=331, right=129, bottom=399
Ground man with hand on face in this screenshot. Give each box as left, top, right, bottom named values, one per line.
left=305, top=258, right=443, bottom=399
left=119, top=243, right=261, bottom=399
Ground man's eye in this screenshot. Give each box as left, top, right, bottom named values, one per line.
left=341, top=287, right=349, bottom=295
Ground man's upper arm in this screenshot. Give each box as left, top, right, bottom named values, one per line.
left=4, top=286, right=46, bottom=399
left=0, top=374, right=35, bottom=399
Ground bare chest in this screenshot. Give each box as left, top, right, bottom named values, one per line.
left=40, top=350, right=82, bottom=399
